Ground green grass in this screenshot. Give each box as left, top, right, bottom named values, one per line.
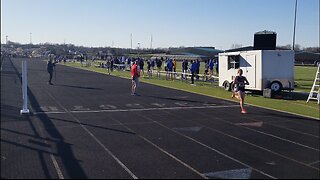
left=294, top=66, right=318, bottom=93
left=63, top=61, right=319, bottom=119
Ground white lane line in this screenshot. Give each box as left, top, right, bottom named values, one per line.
left=308, top=161, right=320, bottom=166
left=79, top=121, right=138, bottom=179
left=205, top=121, right=320, bottom=170
left=136, top=113, right=276, bottom=179
left=197, top=110, right=320, bottom=152
left=50, top=154, right=65, bottom=179
left=264, top=122, right=319, bottom=138
left=44, top=90, right=138, bottom=179
left=203, top=168, right=252, bottom=179
left=108, top=116, right=208, bottom=179
left=33, top=112, right=65, bottom=179
left=32, top=105, right=239, bottom=115
left=161, top=111, right=320, bottom=171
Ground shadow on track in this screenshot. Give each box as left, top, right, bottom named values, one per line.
left=9, top=57, right=87, bottom=178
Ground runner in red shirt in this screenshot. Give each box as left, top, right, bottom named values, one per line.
left=131, top=60, right=140, bottom=95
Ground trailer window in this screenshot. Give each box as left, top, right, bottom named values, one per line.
left=227, top=55, right=240, bottom=69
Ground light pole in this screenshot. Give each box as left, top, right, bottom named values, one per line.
left=6, top=35, right=8, bottom=44
left=137, top=43, right=140, bottom=58
left=30, top=32, right=32, bottom=44
left=292, top=0, right=298, bottom=51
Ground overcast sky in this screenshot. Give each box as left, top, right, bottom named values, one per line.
left=1, top=0, right=319, bottom=50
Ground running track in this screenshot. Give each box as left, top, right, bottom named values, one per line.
left=1, top=57, right=319, bottom=179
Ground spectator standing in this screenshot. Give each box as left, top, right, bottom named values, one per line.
left=47, top=58, right=56, bottom=85
left=147, top=60, right=152, bottom=78
left=209, top=59, right=214, bottom=76
left=156, top=57, right=163, bottom=78
left=189, top=60, right=196, bottom=85
left=131, top=60, right=140, bottom=95
left=106, top=59, right=111, bottom=75
left=204, top=60, right=209, bottom=81
left=215, top=60, right=219, bottom=75
left=166, top=59, right=174, bottom=80
left=182, top=60, right=189, bottom=79
left=195, top=59, right=200, bottom=80
left=139, top=58, right=145, bottom=77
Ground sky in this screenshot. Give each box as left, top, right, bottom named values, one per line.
left=1, top=0, right=319, bottom=50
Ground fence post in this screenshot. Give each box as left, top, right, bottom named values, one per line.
left=20, top=60, right=30, bottom=115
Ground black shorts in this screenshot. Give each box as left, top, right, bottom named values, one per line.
left=236, top=86, right=245, bottom=92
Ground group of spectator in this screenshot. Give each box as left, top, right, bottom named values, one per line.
left=85, top=55, right=219, bottom=85
left=129, top=57, right=219, bottom=84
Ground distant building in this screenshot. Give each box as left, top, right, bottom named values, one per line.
left=294, top=51, right=320, bottom=66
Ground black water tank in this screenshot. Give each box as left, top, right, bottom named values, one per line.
left=253, top=30, right=277, bottom=50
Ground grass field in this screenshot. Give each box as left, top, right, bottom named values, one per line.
left=294, top=66, right=318, bottom=92
left=63, top=61, right=319, bottom=119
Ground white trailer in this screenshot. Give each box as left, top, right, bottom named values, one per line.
left=218, top=50, right=295, bottom=92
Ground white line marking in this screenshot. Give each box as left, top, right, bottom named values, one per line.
left=204, top=122, right=320, bottom=171
left=137, top=114, right=276, bottom=179
left=162, top=110, right=320, bottom=171
left=34, top=112, right=64, bottom=179
left=43, top=90, right=138, bottom=179
left=50, top=154, right=64, bottom=179
left=137, top=134, right=208, bottom=179
left=99, top=104, right=117, bottom=110
left=198, top=110, right=320, bottom=152
left=33, top=105, right=239, bottom=115
left=203, top=168, right=252, bottom=179
left=264, top=122, right=319, bottom=138
left=308, top=161, right=320, bottom=166
left=108, top=116, right=208, bottom=179
left=81, top=123, right=138, bottom=179
left=172, top=126, right=203, bottom=132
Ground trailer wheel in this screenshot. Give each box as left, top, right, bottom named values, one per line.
left=223, top=81, right=231, bottom=91
left=270, top=81, right=282, bottom=92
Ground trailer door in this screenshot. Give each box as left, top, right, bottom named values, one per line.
left=245, top=55, right=256, bottom=88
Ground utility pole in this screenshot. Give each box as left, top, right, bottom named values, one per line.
left=292, top=0, right=298, bottom=51
left=6, top=35, right=8, bottom=44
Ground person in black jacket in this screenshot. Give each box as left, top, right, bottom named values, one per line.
left=47, top=59, right=56, bottom=85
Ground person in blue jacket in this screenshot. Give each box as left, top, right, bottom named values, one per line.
left=190, top=60, right=196, bottom=85
left=195, top=59, right=200, bottom=80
